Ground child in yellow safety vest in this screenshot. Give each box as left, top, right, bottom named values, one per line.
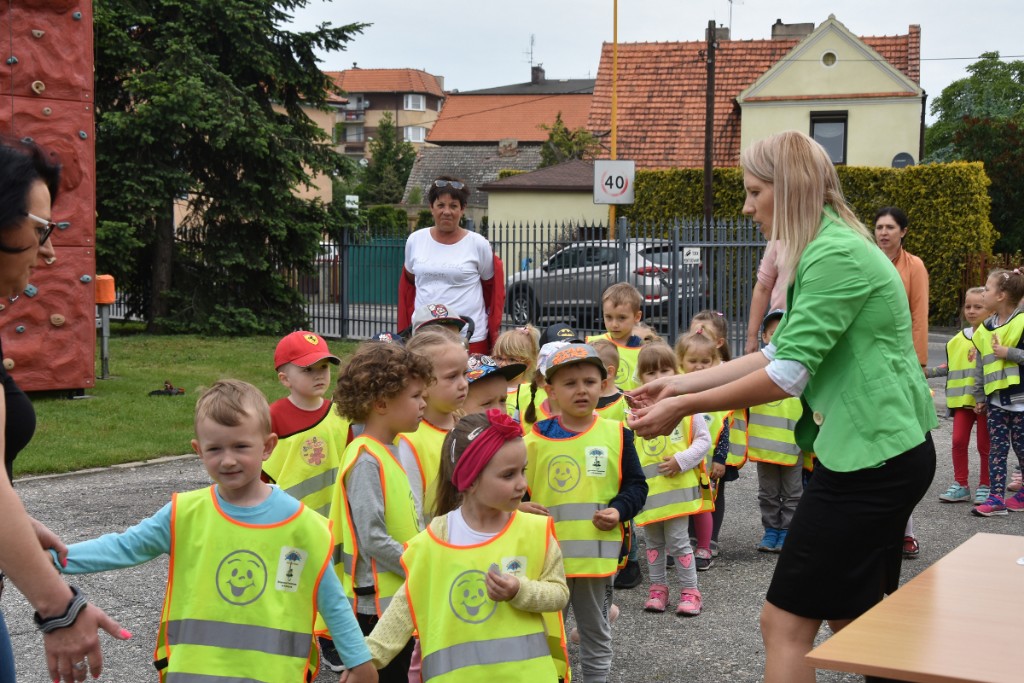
left=748, top=310, right=804, bottom=553
left=924, top=286, right=992, bottom=505
left=634, top=342, right=714, bottom=616
left=491, top=324, right=540, bottom=416
left=55, top=381, right=377, bottom=683
left=971, top=269, right=1024, bottom=516
left=366, top=410, right=570, bottom=682
left=399, top=328, right=469, bottom=526
left=524, top=343, right=648, bottom=683
left=331, top=342, right=434, bottom=682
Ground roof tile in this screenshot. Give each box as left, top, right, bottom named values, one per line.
left=429, top=94, right=592, bottom=143
left=325, top=69, right=445, bottom=98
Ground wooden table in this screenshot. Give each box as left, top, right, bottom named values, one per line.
left=807, top=532, right=1024, bottom=682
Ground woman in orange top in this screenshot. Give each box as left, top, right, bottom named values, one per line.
left=874, top=206, right=929, bottom=367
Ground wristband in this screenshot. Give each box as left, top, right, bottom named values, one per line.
left=33, top=585, right=88, bottom=633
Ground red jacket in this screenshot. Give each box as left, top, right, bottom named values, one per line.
left=398, top=253, right=505, bottom=349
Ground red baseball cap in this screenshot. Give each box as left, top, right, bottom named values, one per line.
left=274, top=331, right=341, bottom=369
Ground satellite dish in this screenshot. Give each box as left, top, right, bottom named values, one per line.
left=892, top=152, right=915, bottom=168
left=358, top=158, right=369, bottom=167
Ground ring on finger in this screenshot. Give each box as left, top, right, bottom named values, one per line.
left=73, top=660, right=87, bottom=671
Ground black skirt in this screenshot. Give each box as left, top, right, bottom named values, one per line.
left=765, top=433, right=935, bottom=620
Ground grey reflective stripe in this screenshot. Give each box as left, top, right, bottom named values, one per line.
left=641, top=463, right=661, bottom=478
left=313, top=502, right=331, bottom=517
left=947, top=369, right=973, bottom=381
left=559, top=539, right=620, bottom=560
left=982, top=353, right=995, bottom=365
left=333, top=544, right=353, bottom=575
left=645, top=486, right=702, bottom=509
left=422, top=632, right=549, bottom=681
left=729, top=441, right=745, bottom=456
left=945, top=385, right=972, bottom=398
left=985, top=364, right=1020, bottom=385
left=165, top=618, right=309, bottom=659
left=747, top=436, right=801, bottom=457
left=282, top=468, right=338, bottom=504
left=748, top=413, right=797, bottom=431
left=548, top=502, right=602, bottom=523
left=732, top=417, right=747, bottom=430
left=166, top=674, right=268, bottom=682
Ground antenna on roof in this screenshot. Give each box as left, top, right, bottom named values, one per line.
left=524, top=34, right=536, bottom=66
left=727, top=0, right=743, bottom=35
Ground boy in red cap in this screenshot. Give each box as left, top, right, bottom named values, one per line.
left=264, top=331, right=351, bottom=672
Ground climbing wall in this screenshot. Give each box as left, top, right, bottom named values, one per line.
left=0, top=1, right=96, bottom=392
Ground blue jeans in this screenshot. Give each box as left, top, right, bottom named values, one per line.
left=0, top=609, right=16, bottom=683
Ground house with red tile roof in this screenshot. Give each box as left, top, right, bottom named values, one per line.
left=324, top=67, right=446, bottom=158
left=589, top=16, right=924, bottom=169
left=403, top=66, right=595, bottom=224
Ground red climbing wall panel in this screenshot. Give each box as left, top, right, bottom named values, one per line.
left=0, top=2, right=96, bottom=391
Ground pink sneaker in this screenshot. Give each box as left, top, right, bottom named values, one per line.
left=971, top=495, right=1008, bottom=517
left=1008, top=469, right=1023, bottom=493
left=644, top=584, right=669, bottom=612
left=676, top=587, right=702, bottom=616
left=1006, top=491, right=1024, bottom=512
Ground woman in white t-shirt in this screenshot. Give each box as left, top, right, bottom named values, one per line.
left=399, top=176, right=504, bottom=353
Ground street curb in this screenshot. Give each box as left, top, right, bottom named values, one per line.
left=14, top=453, right=198, bottom=483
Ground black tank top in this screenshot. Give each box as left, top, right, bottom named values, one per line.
left=1, top=337, right=36, bottom=483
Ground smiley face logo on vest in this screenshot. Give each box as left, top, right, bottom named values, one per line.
left=641, top=435, right=667, bottom=459
left=615, top=358, right=632, bottom=386
left=215, top=550, right=268, bottom=606
left=448, top=570, right=496, bottom=624
left=547, top=454, right=580, bottom=492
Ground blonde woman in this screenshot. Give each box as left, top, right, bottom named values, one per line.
left=628, top=131, right=936, bottom=683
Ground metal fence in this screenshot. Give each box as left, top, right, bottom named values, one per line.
left=297, top=217, right=765, bottom=352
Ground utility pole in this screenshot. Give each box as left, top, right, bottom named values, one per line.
left=703, top=20, right=717, bottom=228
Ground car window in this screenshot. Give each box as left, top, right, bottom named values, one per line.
left=588, top=247, right=619, bottom=266
left=639, top=245, right=685, bottom=266
left=547, top=247, right=582, bottom=270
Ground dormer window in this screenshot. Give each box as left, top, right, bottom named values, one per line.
left=403, top=94, right=425, bottom=111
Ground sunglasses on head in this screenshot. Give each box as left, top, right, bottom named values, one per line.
left=24, top=213, right=57, bottom=246
left=433, top=180, right=465, bottom=190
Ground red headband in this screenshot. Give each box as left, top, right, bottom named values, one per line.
left=451, top=409, right=522, bottom=492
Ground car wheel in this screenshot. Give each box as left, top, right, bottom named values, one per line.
left=508, top=286, right=537, bottom=325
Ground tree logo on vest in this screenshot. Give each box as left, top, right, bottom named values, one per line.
left=215, top=550, right=268, bottom=606
left=448, top=570, right=497, bottom=624
left=547, top=454, right=580, bottom=492
left=301, top=436, right=327, bottom=466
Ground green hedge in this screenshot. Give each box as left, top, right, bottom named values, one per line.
left=619, top=162, right=995, bottom=324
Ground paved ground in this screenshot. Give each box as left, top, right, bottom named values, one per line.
left=6, top=332, right=1023, bottom=682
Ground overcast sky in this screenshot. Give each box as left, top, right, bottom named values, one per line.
left=288, top=0, right=1021, bottom=121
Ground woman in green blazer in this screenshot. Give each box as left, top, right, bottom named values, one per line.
left=628, top=131, right=936, bottom=683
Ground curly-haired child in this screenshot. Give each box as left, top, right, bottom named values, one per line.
left=329, top=342, right=433, bottom=682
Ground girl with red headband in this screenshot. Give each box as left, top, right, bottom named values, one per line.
left=365, top=410, right=569, bottom=681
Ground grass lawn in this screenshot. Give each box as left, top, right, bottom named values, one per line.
left=15, top=329, right=358, bottom=477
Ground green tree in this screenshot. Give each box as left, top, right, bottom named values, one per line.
left=538, top=112, right=601, bottom=168
left=925, top=52, right=1024, bottom=250
left=94, top=0, right=366, bottom=334
left=361, top=112, right=415, bottom=204
left=925, top=52, right=1024, bottom=161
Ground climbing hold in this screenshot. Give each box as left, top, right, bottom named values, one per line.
left=2, top=359, right=13, bottom=371
left=78, top=130, right=88, bottom=139
left=50, top=314, right=66, bottom=327
left=23, top=284, right=38, bottom=298
left=31, top=80, right=45, bottom=95
left=42, top=107, right=52, bottom=116
left=72, top=12, right=82, bottom=20
left=57, top=221, right=70, bottom=231
left=31, top=30, right=45, bottom=39
left=5, top=56, right=17, bottom=65
left=15, top=325, right=25, bottom=334
left=79, top=275, right=92, bottom=283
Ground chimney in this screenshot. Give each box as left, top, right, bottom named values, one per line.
left=705, top=25, right=730, bottom=42
left=531, top=64, right=546, bottom=85
left=771, top=19, right=814, bottom=40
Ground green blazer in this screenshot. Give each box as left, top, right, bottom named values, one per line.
left=771, top=208, right=937, bottom=472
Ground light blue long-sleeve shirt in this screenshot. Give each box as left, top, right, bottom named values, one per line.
left=57, top=485, right=370, bottom=669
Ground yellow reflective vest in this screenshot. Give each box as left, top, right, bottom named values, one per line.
left=945, top=331, right=980, bottom=409
left=264, top=405, right=350, bottom=518
left=331, top=435, right=421, bottom=615
left=725, top=409, right=748, bottom=468
left=155, top=487, right=331, bottom=682
left=634, top=416, right=713, bottom=525
left=586, top=333, right=641, bottom=391
left=402, top=512, right=565, bottom=682
left=399, top=420, right=449, bottom=521
left=524, top=417, right=624, bottom=577
left=747, top=397, right=802, bottom=466
left=595, top=393, right=628, bottom=424
left=973, top=313, right=1024, bottom=397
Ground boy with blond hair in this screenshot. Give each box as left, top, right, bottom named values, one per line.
left=587, top=282, right=645, bottom=391
left=55, top=380, right=377, bottom=683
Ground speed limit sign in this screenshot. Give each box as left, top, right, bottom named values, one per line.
left=593, top=160, right=635, bottom=205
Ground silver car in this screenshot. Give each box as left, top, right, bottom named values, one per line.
left=505, top=239, right=706, bottom=328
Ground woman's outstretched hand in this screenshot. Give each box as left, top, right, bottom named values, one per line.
left=627, top=396, right=692, bottom=438
left=625, top=375, right=681, bottom=410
